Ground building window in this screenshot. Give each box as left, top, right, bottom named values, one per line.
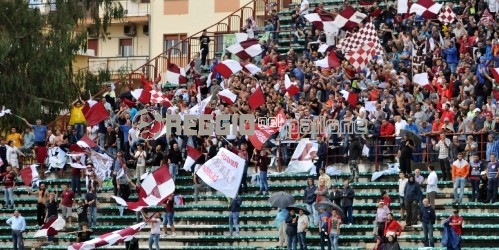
left=87, top=39, right=98, bottom=56
left=119, top=38, right=133, bottom=57
left=163, top=34, right=187, bottom=56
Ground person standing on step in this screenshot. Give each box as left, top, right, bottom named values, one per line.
left=451, top=152, right=469, bottom=205
left=304, top=178, right=318, bottom=227
left=253, top=148, right=270, bottom=195
left=147, top=212, right=161, bottom=250
left=383, top=213, right=402, bottom=239
left=317, top=206, right=331, bottom=250
left=297, top=208, right=309, bottom=250
left=162, top=194, right=176, bottom=237
left=404, top=174, right=422, bottom=227
left=285, top=209, right=298, bottom=250
left=374, top=201, right=390, bottom=237
left=274, top=208, right=289, bottom=249
left=2, top=165, right=16, bottom=209
left=167, top=143, right=182, bottom=183
left=85, top=185, right=97, bottom=227
left=117, top=166, right=131, bottom=217
left=28, top=182, right=49, bottom=227
left=228, top=194, right=242, bottom=237
left=76, top=223, right=92, bottom=243
left=76, top=199, right=88, bottom=227
left=398, top=134, right=415, bottom=176
left=426, top=165, right=438, bottom=208
left=420, top=198, right=436, bottom=247
left=447, top=209, right=463, bottom=248
left=340, top=180, right=355, bottom=225
left=6, top=210, right=26, bottom=250
left=199, top=30, right=210, bottom=67
left=486, top=153, right=499, bottom=203
left=469, top=153, right=484, bottom=202
left=133, top=144, right=147, bottom=180
left=432, top=132, right=451, bottom=181
left=59, top=184, right=75, bottom=228
left=318, top=167, right=331, bottom=189
left=397, top=172, right=408, bottom=220
left=45, top=191, right=58, bottom=243
left=347, top=135, right=362, bottom=182
left=328, top=209, right=342, bottom=250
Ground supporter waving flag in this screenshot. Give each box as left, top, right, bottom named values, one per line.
left=67, top=222, right=146, bottom=250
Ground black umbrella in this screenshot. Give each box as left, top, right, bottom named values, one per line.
left=286, top=205, right=311, bottom=215
left=268, top=191, right=295, bottom=209
left=400, top=129, right=422, bottom=145
left=314, top=200, right=345, bottom=218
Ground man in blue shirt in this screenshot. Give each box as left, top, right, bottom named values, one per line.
left=21, top=118, right=47, bottom=147
left=6, top=210, right=26, bottom=250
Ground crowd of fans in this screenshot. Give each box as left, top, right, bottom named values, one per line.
left=2, top=0, right=499, bottom=249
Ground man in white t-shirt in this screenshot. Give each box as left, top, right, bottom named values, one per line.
left=147, top=212, right=161, bottom=250
left=299, top=0, right=309, bottom=15
left=394, top=115, right=408, bottom=153
left=398, top=172, right=408, bottom=220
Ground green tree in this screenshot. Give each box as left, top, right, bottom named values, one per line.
left=0, top=0, right=123, bottom=129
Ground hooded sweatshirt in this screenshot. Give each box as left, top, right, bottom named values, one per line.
left=452, top=158, right=470, bottom=180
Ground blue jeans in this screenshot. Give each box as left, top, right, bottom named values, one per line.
left=229, top=212, right=240, bottom=235
left=12, top=230, right=23, bottom=250
left=453, top=177, right=466, bottom=202
left=297, top=232, right=308, bottom=250
left=422, top=222, right=434, bottom=247
left=280, top=144, right=290, bottom=166
left=342, top=206, right=353, bottom=224
left=329, top=233, right=339, bottom=250
left=448, top=63, right=457, bottom=73
left=148, top=233, right=160, bottom=250
left=88, top=206, right=97, bottom=227
left=259, top=171, right=269, bottom=193
left=305, top=203, right=318, bottom=226
left=4, top=188, right=14, bottom=208
left=107, top=147, right=117, bottom=157
left=471, top=179, right=480, bottom=201
left=487, top=177, right=499, bottom=202
left=287, top=233, right=297, bottom=250
left=169, top=163, right=178, bottom=183
left=71, top=175, right=81, bottom=195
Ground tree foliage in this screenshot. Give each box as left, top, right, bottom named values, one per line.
left=0, top=0, right=123, bottom=129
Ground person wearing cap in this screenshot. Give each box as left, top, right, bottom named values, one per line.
left=486, top=153, right=499, bottom=203
left=441, top=117, right=454, bottom=132
left=472, top=108, right=486, bottom=133
left=374, top=201, right=390, bottom=237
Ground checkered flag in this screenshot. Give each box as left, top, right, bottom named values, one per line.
left=438, top=6, right=456, bottom=24
left=345, top=42, right=376, bottom=70
left=67, top=222, right=146, bottom=250
left=227, top=36, right=262, bottom=61
left=337, top=22, right=383, bottom=56
left=332, top=6, right=367, bottom=30
left=150, top=90, right=170, bottom=105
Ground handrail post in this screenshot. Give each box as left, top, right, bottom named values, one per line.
left=374, top=137, right=378, bottom=172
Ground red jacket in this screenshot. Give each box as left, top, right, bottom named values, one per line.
left=384, top=219, right=403, bottom=236
left=380, top=122, right=395, bottom=137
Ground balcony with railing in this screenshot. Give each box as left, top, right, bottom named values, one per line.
left=88, top=56, right=149, bottom=76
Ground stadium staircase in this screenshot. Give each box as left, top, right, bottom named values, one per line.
left=34, top=0, right=499, bottom=249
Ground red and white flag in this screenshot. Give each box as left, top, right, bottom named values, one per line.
left=240, top=61, right=262, bottom=75
left=248, top=124, right=277, bottom=150
left=345, top=42, right=376, bottom=70
left=409, top=0, right=442, bottom=19
left=413, top=73, right=435, bottom=91
left=337, top=22, right=383, bottom=55
left=314, top=50, right=341, bottom=69
left=213, top=60, right=243, bottom=78
left=150, top=90, right=171, bottom=105
left=480, top=9, right=495, bottom=26
left=20, top=164, right=39, bottom=187
left=227, top=36, right=262, bottom=61
left=182, top=138, right=202, bottom=172
left=304, top=13, right=339, bottom=34
left=131, top=88, right=151, bottom=104
left=77, top=136, right=98, bottom=149
left=218, top=89, right=237, bottom=104
left=340, top=90, right=359, bottom=106
left=82, top=99, right=109, bottom=126
left=112, top=166, right=175, bottom=211
left=34, top=216, right=66, bottom=238
left=196, top=148, right=246, bottom=198
left=166, top=63, right=187, bottom=86
left=248, top=86, right=266, bottom=110
left=438, top=6, right=456, bottom=24
left=68, top=222, right=145, bottom=250
left=332, top=6, right=367, bottom=30
left=184, top=59, right=196, bottom=76
left=490, top=68, right=499, bottom=82
left=284, top=74, right=300, bottom=96
left=285, top=138, right=318, bottom=173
